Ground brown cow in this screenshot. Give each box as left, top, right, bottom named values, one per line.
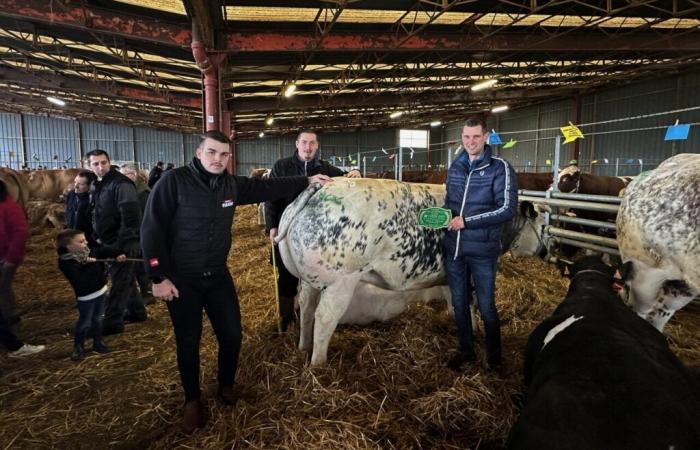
left=19, top=168, right=83, bottom=202
left=557, top=166, right=632, bottom=196
left=0, top=167, right=29, bottom=211
left=517, top=172, right=554, bottom=191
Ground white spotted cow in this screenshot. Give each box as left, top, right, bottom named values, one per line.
left=276, top=178, right=547, bottom=366
left=617, top=153, right=700, bottom=331
left=508, top=256, right=700, bottom=450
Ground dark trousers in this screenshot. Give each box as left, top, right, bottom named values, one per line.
left=166, top=272, right=242, bottom=402
left=104, top=261, right=147, bottom=327
left=75, top=295, right=105, bottom=345
left=0, top=308, right=22, bottom=351
left=444, top=252, right=502, bottom=360
left=0, top=263, right=19, bottom=321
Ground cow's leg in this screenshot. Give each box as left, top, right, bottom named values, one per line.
left=297, top=281, right=320, bottom=352
left=626, top=262, right=668, bottom=328
left=311, top=272, right=362, bottom=366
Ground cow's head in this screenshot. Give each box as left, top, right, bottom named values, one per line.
left=557, top=166, right=581, bottom=193
left=504, top=201, right=549, bottom=258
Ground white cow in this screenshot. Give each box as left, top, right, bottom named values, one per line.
left=276, top=178, right=546, bottom=366
left=617, top=153, right=700, bottom=330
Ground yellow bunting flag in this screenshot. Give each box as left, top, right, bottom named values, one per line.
left=503, top=139, right=517, bottom=149
left=545, top=159, right=552, bottom=165
left=560, top=122, right=584, bottom=144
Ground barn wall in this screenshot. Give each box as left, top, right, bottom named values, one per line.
left=23, top=115, right=80, bottom=169
left=440, top=69, right=700, bottom=176
left=81, top=121, right=134, bottom=163
left=0, top=112, right=23, bottom=169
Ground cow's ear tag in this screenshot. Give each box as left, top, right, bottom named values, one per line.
left=418, top=207, right=451, bottom=229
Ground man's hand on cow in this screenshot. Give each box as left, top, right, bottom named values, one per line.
left=345, top=169, right=361, bottom=178
left=447, top=216, right=465, bottom=231
left=269, top=227, right=278, bottom=243
left=153, top=279, right=179, bottom=302
left=308, top=174, right=332, bottom=185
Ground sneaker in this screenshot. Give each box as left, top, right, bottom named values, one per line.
left=9, top=343, right=46, bottom=358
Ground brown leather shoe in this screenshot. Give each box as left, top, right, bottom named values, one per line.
left=182, top=399, right=207, bottom=433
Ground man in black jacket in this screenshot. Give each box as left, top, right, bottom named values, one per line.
left=141, top=130, right=330, bottom=432
left=265, top=129, right=360, bottom=331
left=87, top=149, right=147, bottom=336
left=64, top=170, right=96, bottom=242
left=147, top=161, right=164, bottom=188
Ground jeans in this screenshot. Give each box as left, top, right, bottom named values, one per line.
left=75, top=295, right=105, bottom=345
left=444, top=252, right=501, bottom=360
left=0, top=308, right=22, bottom=351
left=0, top=262, right=19, bottom=322
left=166, top=272, right=242, bottom=402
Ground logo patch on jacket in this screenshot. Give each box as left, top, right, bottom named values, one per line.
left=222, top=199, right=234, bottom=208
left=149, top=258, right=160, bottom=267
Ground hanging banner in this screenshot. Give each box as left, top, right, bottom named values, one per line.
left=664, top=123, right=690, bottom=141
left=560, top=122, right=584, bottom=144
left=503, top=139, right=517, bottom=149
left=488, top=130, right=502, bottom=145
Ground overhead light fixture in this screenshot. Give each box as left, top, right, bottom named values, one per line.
left=265, top=116, right=274, bottom=125
left=389, top=111, right=404, bottom=119
left=258, top=131, right=265, bottom=138
left=430, top=120, right=442, bottom=127
left=471, top=79, right=498, bottom=92
left=284, top=83, right=297, bottom=98
left=47, top=96, right=66, bottom=107
left=491, top=105, right=509, bottom=113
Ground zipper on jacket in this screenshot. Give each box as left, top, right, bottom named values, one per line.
left=453, top=168, right=473, bottom=260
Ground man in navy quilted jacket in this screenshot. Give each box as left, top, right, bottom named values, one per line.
left=442, top=117, right=518, bottom=372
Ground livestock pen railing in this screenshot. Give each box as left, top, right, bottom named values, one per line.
left=519, top=189, right=622, bottom=257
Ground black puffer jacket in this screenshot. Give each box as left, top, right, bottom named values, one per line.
left=141, top=157, right=309, bottom=279
left=90, top=167, right=140, bottom=254
left=265, top=151, right=346, bottom=231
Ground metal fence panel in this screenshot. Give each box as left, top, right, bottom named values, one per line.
left=134, top=128, right=185, bottom=169
left=0, top=112, right=22, bottom=169
left=81, top=120, right=134, bottom=162
left=23, top=114, right=80, bottom=169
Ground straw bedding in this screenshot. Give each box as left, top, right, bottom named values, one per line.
left=1, top=204, right=698, bottom=449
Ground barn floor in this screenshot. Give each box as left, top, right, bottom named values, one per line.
left=1, top=205, right=698, bottom=450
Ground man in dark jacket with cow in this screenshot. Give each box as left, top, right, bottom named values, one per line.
left=141, top=130, right=331, bottom=432
left=87, top=149, right=147, bottom=335
left=265, top=129, right=361, bottom=332
left=443, top=117, right=518, bottom=371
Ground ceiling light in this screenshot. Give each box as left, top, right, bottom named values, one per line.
left=258, top=131, right=265, bottom=138
left=265, top=116, right=274, bottom=125
left=471, top=79, right=498, bottom=92
left=430, top=120, right=442, bottom=127
left=389, top=111, right=404, bottom=119
left=491, top=105, right=509, bottom=113
left=284, top=84, right=297, bottom=98
left=47, top=96, right=66, bottom=107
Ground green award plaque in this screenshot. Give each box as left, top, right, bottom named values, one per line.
left=418, top=207, right=451, bottom=229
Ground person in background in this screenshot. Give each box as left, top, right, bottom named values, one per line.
left=141, top=130, right=331, bottom=432
left=65, top=171, right=97, bottom=242
left=148, top=161, right=164, bottom=189
left=56, top=229, right=125, bottom=361
left=265, top=129, right=361, bottom=332
left=86, top=149, right=147, bottom=336
left=119, top=163, right=153, bottom=304
left=0, top=179, right=29, bottom=327
left=442, top=117, right=518, bottom=372
left=165, top=162, right=175, bottom=171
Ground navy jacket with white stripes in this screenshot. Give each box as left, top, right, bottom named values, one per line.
left=442, top=145, right=518, bottom=259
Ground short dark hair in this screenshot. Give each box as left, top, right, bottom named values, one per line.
left=464, top=117, right=487, bottom=132
left=0, top=179, right=6, bottom=202
left=56, top=229, right=84, bottom=250
left=76, top=170, right=96, bottom=184
left=85, top=149, right=110, bottom=160
left=198, top=130, right=231, bottom=148
left=296, top=129, right=318, bottom=141
left=156, top=161, right=164, bottom=167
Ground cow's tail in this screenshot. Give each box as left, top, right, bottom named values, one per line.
left=275, top=182, right=324, bottom=243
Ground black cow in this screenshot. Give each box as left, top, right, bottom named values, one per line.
left=508, top=255, right=700, bottom=450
